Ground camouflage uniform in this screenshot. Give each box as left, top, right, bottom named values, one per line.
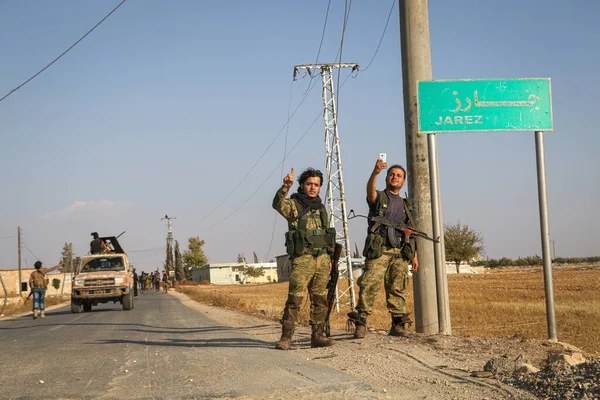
left=162, top=273, right=169, bottom=293
left=357, top=247, right=409, bottom=315
left=350, top=189, right=416, bottom=337
left=273, top=187, right=331, bottom=327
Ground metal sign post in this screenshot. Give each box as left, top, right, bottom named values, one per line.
left=418, top=78, right=556, bottom=341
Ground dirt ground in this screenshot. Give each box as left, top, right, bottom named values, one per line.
left=171, top=290, right=599, bottom=400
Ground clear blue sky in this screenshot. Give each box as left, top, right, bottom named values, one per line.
left=1, top=0, right=598, bottom=273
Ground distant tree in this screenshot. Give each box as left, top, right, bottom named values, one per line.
left=165, top=240, right=174, bottom=274
left=444, top=222, right=484, bottom=273
left=175, top=240, right=186, bottom=281
left=60, top=242, right=75, bottom=273
left=253, top=251, right=259, bottom=264
left=353, top=242, right=361, bottom=258
left=244, top=266, right=265, bottom=283
left=237, top=253, right=247, bottom=264
left=182, top=237, right=208, bottom=272
left=521, top=256, right=542, bottom=267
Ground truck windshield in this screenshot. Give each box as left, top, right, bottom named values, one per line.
left=80, top=256, right=125, bottom=272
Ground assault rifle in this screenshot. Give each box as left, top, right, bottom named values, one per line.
left=370, top=216, right=439, bottom=243
left=24, top=290, right=33, bottom=305
left=324, top=243, right=343, bottom=338
left=348, top=210, right=439, bottom=243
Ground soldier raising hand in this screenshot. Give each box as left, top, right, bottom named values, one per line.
left=282, top=168, right=294, bottom=189
left=272, top=167, right=336, bottom=350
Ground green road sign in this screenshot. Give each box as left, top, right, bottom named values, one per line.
left=418, top=78, right=553, bottom=133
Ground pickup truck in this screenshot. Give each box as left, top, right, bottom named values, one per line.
left=71, top=236, right=134, bottom=313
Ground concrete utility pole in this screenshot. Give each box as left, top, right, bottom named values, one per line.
left=17, top=226, right=22, bottom=296
left=399, top=0, right=438, bottom=333
left=293, top=63, right=359, bottom=311
left=161, top=215, right=176, bottom=273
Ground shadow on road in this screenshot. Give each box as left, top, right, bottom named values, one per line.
left=92, top=336, right=272, bottom=349
left=121, top=324, right=273, bottom=335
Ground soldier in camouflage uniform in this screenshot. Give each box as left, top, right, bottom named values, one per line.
left=348, top=158, right=419, bottom=338
left=28, top=259, right=63, bottom=319
left=162, top=271, right=169, bottom=293
left=273, top=167, right=336, bottom=350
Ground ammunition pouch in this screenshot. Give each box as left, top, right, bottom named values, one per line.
left=363, top=233, right=384, bottom=259
left=400, top=242, right=414, bottom=262
left=285, top=230, right=304, bottom=258
left=286, top=227, right=336, bottom=258
left=323, top=227, right=337, bottom=255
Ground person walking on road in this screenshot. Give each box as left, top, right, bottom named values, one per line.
left=162, top=271, right=170, bottom=293
left=348, top=158, right=419, bottom=338
left=272, top=167, right=337, bottom=350
left=29, top=259, right=64, bottom=319
left=154, top=271, right=160, bottom=292
left=133, top=268, right=139, bottom=297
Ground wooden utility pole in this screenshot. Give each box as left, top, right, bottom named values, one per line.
left=17, top=226, right=23, bottom=296
left=399, top=0, right=438, bottom=333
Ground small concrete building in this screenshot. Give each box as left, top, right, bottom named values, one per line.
left=0, top=268, right=72, bottom=297
left=192, top=262, right=278, bottom=285
left=273, top=254, right=482, bottom=282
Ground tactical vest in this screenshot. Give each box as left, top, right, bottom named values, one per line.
left=284, top=201, right=336, bottom=258
left=32, top=270, right=47, bottom=289
left=367, top=190, right=416, bottom=228
left=363, top=190, right=416, bottom=261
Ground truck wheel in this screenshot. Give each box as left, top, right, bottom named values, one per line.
left=71, top=298, right=82, bottom=314
left=122, top=290, right=134, bottom=310
left=83, top=302, right=92, bottom=312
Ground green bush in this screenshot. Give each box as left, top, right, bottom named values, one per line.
left=51, top=278, right=61, bottom=290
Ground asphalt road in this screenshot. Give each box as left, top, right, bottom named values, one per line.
left=0, top=291, right=382, bottom=400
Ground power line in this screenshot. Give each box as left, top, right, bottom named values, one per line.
left=332, top=0, right=353, bottom=65
left=208, top=110, right=323, bottom=230
left=212, top=72, right=356, bottom=235
left=315, top=0, right=332, bottom=64
left=265, top=80, right=295, bottom=262
left=0, top=0, right=128, bottom=104
left=301, top=0, right=332, bottom=96
left=128, top=246, right=164, bottom=253
left=362, top=0, right=397, bottom=72
left=335, top=0, right=352, bottom=116
left=182, top=75, right=320, bottom=228
left=23, top=243, right=40, bottom=261
left=0, top=235, right=15, bottom=240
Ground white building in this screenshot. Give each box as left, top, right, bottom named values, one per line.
left=192, top=262, right=278, bottom=285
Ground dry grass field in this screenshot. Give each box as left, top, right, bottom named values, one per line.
left=1, top=294, right=70, bottom=317
left=179, top=265, right=600, bottom=354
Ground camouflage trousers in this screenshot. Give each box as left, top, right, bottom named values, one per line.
left=281, top=252, right=331, bottom=326
left=356, top=246, right=409, bottom=316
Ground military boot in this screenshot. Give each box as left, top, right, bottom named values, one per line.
left=311, top=324, right=335, bottom=348
left=275, top=321, right=295, bottom=350
left=389, top=313, right=413, bottom=337
left=347, top=311, right=368, bottom=339
left=40, top=311, right=46, bottom=318
left=33, top=310, right=38, bottom=319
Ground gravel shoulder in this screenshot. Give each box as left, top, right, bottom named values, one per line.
left=171, top=290, right=582, bottom=399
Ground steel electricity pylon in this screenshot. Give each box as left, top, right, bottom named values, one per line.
left=293, top=63, right=359, bottom=311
